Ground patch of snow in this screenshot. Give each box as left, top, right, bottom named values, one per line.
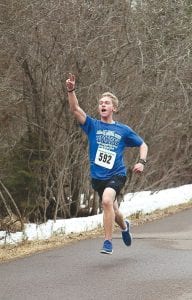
left=0, top=184, right=192, bottom=245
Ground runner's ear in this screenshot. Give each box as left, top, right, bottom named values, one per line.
left=113, top=106, right=118, bottom=113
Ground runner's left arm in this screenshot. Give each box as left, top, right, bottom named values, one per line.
left=133, top=142, right=148, bottom=174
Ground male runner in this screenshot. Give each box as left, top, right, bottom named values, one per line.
left=66, top=73, right=148, bottom=254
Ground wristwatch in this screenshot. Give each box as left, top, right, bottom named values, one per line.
left=138, top=159, right=147, bottom=165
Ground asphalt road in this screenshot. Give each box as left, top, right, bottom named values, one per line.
left=0, top=208, right=192, bottom=300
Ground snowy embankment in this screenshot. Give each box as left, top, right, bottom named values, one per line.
left=0, top=184, right=192, bottom=245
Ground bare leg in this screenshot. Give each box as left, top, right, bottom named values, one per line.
left=113, top=199, right=126, bottom=230
left=102, top=188, right=116, bottom=240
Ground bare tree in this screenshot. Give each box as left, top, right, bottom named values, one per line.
left=0, top=0, right=191, bottom=224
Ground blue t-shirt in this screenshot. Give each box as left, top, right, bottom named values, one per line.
left=80, top=115, right=143, bottom=180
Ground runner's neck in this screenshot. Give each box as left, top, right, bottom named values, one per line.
left=100, top=117, right=115, bottom=124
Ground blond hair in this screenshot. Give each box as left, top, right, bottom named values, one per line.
left=100, top=92, right=119, bottom=108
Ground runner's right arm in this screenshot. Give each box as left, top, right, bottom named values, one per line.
left=66, top=73, right=86, bottom=125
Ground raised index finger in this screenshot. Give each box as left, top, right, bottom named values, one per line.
left=69, top=73, right=75, bottom=82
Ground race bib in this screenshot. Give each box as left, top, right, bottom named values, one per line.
left=95, top=147, right=116, bottom=169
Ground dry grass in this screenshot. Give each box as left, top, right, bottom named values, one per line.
left=0, top=200, right=192, bottom=263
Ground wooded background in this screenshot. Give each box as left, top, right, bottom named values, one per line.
left=0, top=0, right=191, bottom=227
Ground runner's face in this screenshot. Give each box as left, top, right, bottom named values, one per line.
left=98, top=97, right=116, bottom=117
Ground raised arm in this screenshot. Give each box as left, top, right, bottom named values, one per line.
left=66, top=73, right=86, bottom=125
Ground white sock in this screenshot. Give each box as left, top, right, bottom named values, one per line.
left=121, top=223, right=128, bottom=232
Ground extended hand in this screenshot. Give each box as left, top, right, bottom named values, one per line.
left=66, top=73, right=75, bottom=91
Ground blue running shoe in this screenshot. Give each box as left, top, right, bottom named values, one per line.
left=122, top=220, right=132, bottom=246
left=100, top=240, right=113, bottom=254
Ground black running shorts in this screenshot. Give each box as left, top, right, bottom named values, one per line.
left=91, top=175, right=126, bottom=200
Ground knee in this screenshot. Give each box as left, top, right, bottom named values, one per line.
left=102, top=195, right=113, bottom=209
